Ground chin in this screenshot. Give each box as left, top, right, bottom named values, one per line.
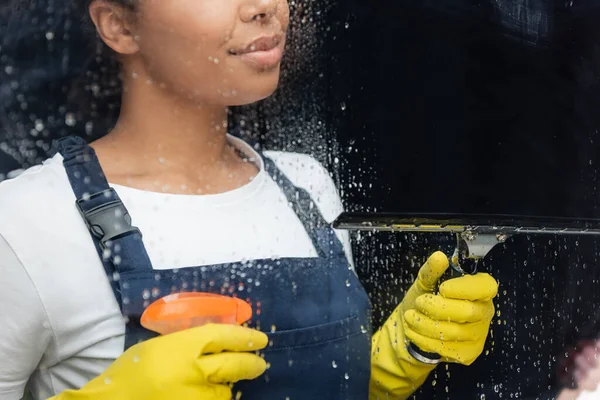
left=227, top=75, right=281, bottom=106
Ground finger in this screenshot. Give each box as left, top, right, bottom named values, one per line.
left=202, top=325, right=269, bottom=354
left=439, top=273, right=498, bottom=301
left=415, top=294, right=490, bottom=323
left=172, top=385, right=232, bottom=399
left=208, top=385, right=233, bottom=399
left=169, top=324, right=269, bottom=354
left=404, top=309, right=481, bottom=342
left=404, top=324, right=442, bottom=356
left=198, top=352, right=267, bottom=384
left=404, top=325, right=473, bottom=364
left=416, top=252, right=450, bottom=292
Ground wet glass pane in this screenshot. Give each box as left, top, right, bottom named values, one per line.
left=327, top=1, right=600, bottom=399
left=2, top=1, right=600, bottom=400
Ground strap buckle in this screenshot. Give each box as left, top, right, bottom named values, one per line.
left=76, top=189, right=141, bottom=248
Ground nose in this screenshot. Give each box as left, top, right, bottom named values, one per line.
left=240, top=0, right=279, bottom=23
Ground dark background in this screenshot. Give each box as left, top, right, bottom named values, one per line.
left=323, top=1, right=600, bottom=398
left=328, top=0, right=600, bottom=219
left=4, top=0, right=600, bottom=398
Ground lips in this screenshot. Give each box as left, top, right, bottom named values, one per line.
left=229, top=34, right=284, bottom=69
left=229, top=35, right=283, bottom=56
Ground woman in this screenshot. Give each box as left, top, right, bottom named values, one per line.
left=0, top=1, right=498, bottom=399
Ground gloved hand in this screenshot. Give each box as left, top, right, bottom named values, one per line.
left=51, top=324, right=268, bottom=400
left=370, top=251, right=498, bottom=400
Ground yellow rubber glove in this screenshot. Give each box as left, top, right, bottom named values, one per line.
left=370, top=251, right=498, bottom=400
left=50, top=324, right=268, bottom=400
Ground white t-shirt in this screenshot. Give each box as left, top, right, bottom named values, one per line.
left=0, top=135, right=353, bottom=400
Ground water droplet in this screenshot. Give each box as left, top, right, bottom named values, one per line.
left=133, top=356, right=140, bottom=363
left=271, top=325, right=277, bottom=333
left=345, top=280, right=351, bottom=287
left=65, top=113, right=76, bottom=127
left=340, top=102, right=346, bottom=111
left=102, top=248, right=112, bottom=259
left=344, top=373, right=349, bottom=380
left=104, top=378, right=111, bottom=385
left=360, top=325, right=367, bottom=334
left=332, top=360, right=338, bottom=368
left=142, top=289, right=150, bottom=300
left=45, top=31, right=55, bottom=40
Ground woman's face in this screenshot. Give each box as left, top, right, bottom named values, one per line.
left=113, top=0, right=290, bottom=106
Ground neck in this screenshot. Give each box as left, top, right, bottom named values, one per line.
left=90, top=64, right=260, bottom=196
left=100, top=69, right=230, bottom=170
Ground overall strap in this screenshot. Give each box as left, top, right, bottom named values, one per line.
left=262, top=155, right=331, bottom=258
left=52, top=136, right=154, bottom=309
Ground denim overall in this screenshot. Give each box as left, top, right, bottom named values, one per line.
left=53, top=136, right=372, bottom=399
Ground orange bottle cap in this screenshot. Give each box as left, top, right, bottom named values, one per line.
left=140, top=292, right=253, bottom=335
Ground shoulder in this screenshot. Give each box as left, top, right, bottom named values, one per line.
left=0, top=154, right=77, bottom=243
left=263, top=150, right=342, bottom=222
left=0, top=154, right=73, bottom=212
